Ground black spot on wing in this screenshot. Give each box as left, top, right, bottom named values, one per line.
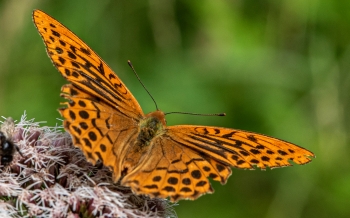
left=222, top=132, right=235, bottom=138
left=168, top=177, right=178, bottom=185
left=182, top=178, right=191, bottom=185
left=81, top=47, right=91, bottom=55
left=248, top=135, right=257, bottom=142
left=51, top=30, right=60, bottom=37
left=153, top=176, right=161, bottom=182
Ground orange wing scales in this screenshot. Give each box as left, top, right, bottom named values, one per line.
left=33, top=9, right=315, bottom=202
left=33, top=10, right=143, bottom=119
left=59, top=85, right=139, bottom=179
left=121, top=137, right=232, bottom=201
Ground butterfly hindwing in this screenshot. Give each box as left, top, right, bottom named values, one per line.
left=121, top=136, right=232, bottom=202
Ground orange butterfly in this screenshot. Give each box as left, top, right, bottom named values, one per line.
left=33, top=9, right=314, bottom=202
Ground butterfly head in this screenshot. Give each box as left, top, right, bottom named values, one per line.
left=145, top=110, right=167, bottom=126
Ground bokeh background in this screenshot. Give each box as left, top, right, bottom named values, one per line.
left=0, top=0, right=349, bottom=217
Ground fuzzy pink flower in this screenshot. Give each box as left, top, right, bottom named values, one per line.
left=0, top=114, right=176, bottom=218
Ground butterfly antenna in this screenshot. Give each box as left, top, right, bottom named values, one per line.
left=128, top=60, right=159, bottom=110
left=164, top=111, right=226, bottom=116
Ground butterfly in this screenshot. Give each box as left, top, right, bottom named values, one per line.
left=33, top=9, right=314, bottom=202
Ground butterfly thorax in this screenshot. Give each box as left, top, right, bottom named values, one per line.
left=137, top=110, right=166, bottom=146
left=123, top=111, right=166, bottom=170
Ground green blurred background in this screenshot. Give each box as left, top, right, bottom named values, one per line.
left=0, top=0, right=349, bottom=217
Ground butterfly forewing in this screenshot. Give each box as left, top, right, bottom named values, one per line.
left=33, top=9, right=144, bottom=179
left=59, top=84, right=140, bottom=179
left=33, top=9, right=315, bottom=202
left=166, top=126, right=314, bottom=169
left=33, top=10, right=143, bottom=119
